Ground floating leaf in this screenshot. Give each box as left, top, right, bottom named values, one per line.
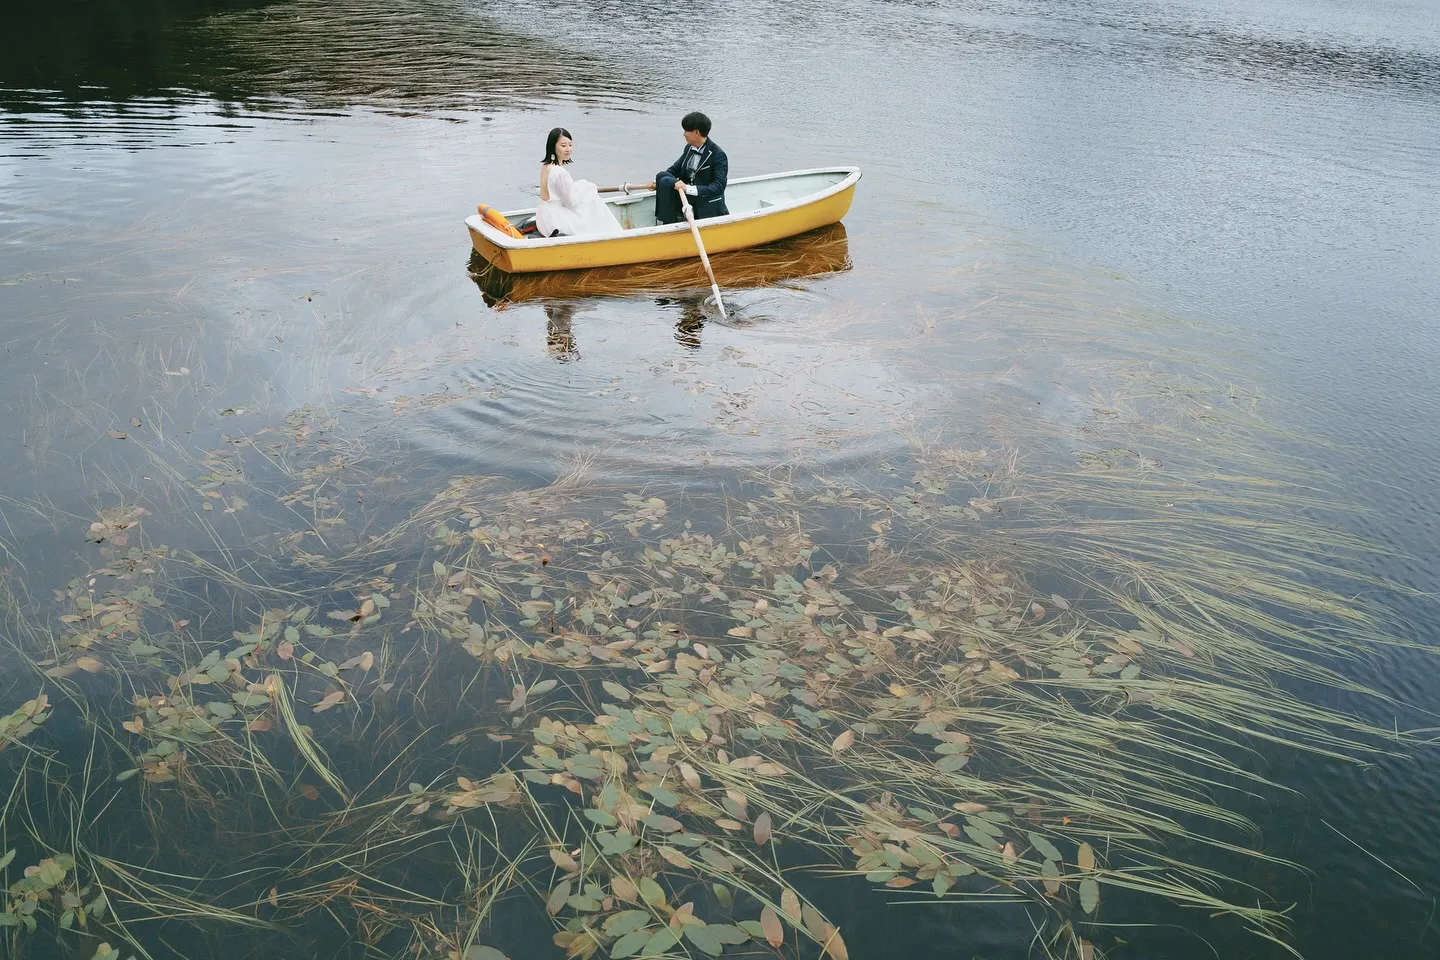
left=699, top=846, right=734, bottom=872
left=709, top=924, right=748, bottom=945
left=610, top=875, right=638, bottom=903
left=780, top=888, right=802, bottom=922
left=550, top=848, right=579, bottom=875
left=312, top=690, right=345, bottom=713
left=639, top=876, right=666, bottom=907
left=753, top=811, right=773, bottom=845
left=601, top=680, right=631, bottom=702
left=604, top=910, right=652, bottom=938
left=465, top=948, right=509, bottom=960
left=1077, top=842, right=1096, bottom=872
left=832, top=729, right=854, bottom=752
left=641, top=814, right=683, bottom=833
left=658, top=846, right=694, bottom=869
left=1041, top=859, right=1062, bottom=896
left=679, top=761, right=701, bottom=791
left=683, top=924, right=723, bottom=956
left=801, top=905, right=826, bottom=941
left=1079, top=876, right=1100, bottom=914
left=75, top=657, right=105, bottom=673
left=610, top=929, right=653, bottom=959
left=712, top=883, right=733, bottom=909
left=760, top=907, right=784, bottom=947
left=821, top=926, right=850, bottom=960
left=641, top=927, right=679, bottom=956
left=546, top=879, right=572, bottom=916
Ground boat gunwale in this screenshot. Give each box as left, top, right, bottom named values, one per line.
left=466, top=165, right=861, bottom=250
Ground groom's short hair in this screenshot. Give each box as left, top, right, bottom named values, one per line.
left=681, top=112, right=712, bottom=137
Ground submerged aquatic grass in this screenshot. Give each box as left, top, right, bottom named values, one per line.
left=0, top=263, right=1427, bottom=959
left=1, top=430, right=1419, bottom=958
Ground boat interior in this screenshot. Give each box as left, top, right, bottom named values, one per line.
left=514, top=169, right=852, bottom=237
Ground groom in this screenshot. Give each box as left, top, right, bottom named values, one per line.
left=652, top=112, right=729, bottom=225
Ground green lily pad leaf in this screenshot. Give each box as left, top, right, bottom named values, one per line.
left=936, top=754, right=969, bottom=773
left=546, top=879, right=571, bottom=916
left=641, top=784, right=679, bottom=807
left=1028, top=832, right=1062, bottom=863
left=128, top=641, right=163, bottom=657
left=699, top=846, right=734, bottom=872
left=639, top=876, right=666, bottom=906
left=602, top=680, right=631, bottom=702
left=684, top=924, right=724, bottom=956
left=932, top=871, right=953, bottom=897
left=708, top=923, right=748, bottom=945
left=584, top=809, right=617, bottom=827
left=1079, top=877, right=1100, bottom=914
left=611, top=929, right=653, bottom=959
left=641, top=927, right=679, bottom=956
left=0, top=850, right=13, bottom=870
left=464, top=948, right=508, bottom=960
left=604, top=910, right=652, bottom=937
left=599, top=831, right=639, bottom=856
left=641, top=814, right=683, bottom=833
left=530, top=679, right=558, bottom=695
left=738, top=920, right=767, bottom=939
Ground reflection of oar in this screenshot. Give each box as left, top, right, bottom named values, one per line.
left=679, top=189, right=728, bottom=320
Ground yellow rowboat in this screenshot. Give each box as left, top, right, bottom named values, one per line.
left=466, top=166, right=860, bottom=274
left=469, top=222, right=851, bottom=306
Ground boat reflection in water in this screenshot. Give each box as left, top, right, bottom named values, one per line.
left=471, top=223, right=851, bottom=356
left=469, top=222, right=850, bottom=308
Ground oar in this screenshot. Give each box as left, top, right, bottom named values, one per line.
left=679, top=189, right=728, bottom=320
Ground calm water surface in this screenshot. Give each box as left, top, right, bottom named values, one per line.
left=3, top=1, right=1439, bottom=958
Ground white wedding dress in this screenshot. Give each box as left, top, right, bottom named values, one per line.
left=535, top=165, right=623, bottom=238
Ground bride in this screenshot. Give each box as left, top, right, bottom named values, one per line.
left=535, top=128, right=624, bottom=238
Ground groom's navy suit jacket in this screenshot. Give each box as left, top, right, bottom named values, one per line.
left=657, top=140, right=729, bottom=220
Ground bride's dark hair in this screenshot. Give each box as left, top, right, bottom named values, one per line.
left=542, top=127, right=573, bottom=165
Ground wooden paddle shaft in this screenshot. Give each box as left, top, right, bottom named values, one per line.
left=679, top=191, right=727, bottom=317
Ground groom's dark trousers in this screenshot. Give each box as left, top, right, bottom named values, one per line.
left=655, top=140, right=729, bottom=224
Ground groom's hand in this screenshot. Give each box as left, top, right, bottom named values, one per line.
left=674, top=180, right=688, bottom=193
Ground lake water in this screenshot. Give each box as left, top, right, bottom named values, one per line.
left=3, top=1, right=1438, bottom=958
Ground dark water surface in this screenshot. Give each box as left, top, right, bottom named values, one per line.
left=3, top=1, right=1439, bottom=958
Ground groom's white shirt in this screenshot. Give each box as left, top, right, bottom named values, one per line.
left=681, top=145, right=702, bottom=195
